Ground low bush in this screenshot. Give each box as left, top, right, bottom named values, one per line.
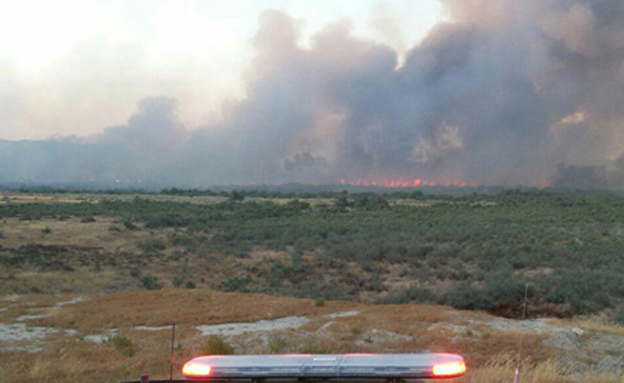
left=122, top=219, right=138, bottom=230
left=103, top=334, right=135, bottom=356
left=184, top=281, right=196, bottom=289
left=138, top=239, right=166, bottom=252
left=221, top=277, right=250, bottom=292
left=268, top=336, right=286, bottom=354
left=4, top=190, right=624, bottom=318
left=614, top=305, right=624, bottom=325
left=299, top=341, right=330, bottom=354
left=376, top=286, right=436, bottom=304
left=202, top=335, right=235, bottom=355
left=172, top=276, right=183, bottom=288
left=140, top=275, right=163, bottom=290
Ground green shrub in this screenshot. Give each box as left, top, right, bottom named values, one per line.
left=352, top=194, right=390, bottom=210
left=184, top=281, right=196, bottom=289
left=268, top=336, right=286, bottom=354
left=172, top=276, right=184, bottom=288
left=315, top=298, right=325, bottom=307
left=614, top=305, right=624, bottom=325
left=123, top=219, right=138, bottom=230
left=202, top=335, right=235, bottom=355
left=4, top=189, right=624, bottom=318
left=350, top=327, right=362, bottom=335
left=103, top=334, right=135, bottom=356
left=299, top=342, right=330, bottom=354
left=376, top=286, right=436, bottom=304
left=334, top=196, right=351, bottom=208
left=444, top=282, right=487, bottom=310
left=221, top=277, right=250, bottom=292
left=228, top=190, right=245, bottom=202
left=140, top=275, right=163, bottom=290
left=80, top=216, right=96, bottom=223
left=138, top=239, right=166, bottom=252
left=169, top=233, right=194, bottom=246
left=544, top=271, right=617, bottom=314
left=235, top=251, right=250, bottom=259
left=411, top=190, right=424, bottom=199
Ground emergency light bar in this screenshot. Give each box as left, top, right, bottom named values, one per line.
left=181, top=353, right=467, bottom=380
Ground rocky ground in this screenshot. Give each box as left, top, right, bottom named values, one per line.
left=1, top=290, right=623, bottom=383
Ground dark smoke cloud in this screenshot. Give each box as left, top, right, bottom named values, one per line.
left=551, top=163, right=608, bottom=188
left=552, top=157, right=624, bottom=189
left=2, top=0, right=624, bottom=188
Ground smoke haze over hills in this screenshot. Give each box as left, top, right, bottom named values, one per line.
left=2, top=0, right=624, bottom=188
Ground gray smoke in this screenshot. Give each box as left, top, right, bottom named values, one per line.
left=2, top=0, right=624, bottom=188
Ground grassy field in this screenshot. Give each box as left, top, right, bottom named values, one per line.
left=1, top=189, right=624, bottom=382
left=2, top=189, right=624, bottom=317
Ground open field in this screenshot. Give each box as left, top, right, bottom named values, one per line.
left=0, top=190, right=336, bottom=207
left=1, top=189, right=624, bottom=382
left=1, top=290, right=624, bottom=383
left=2, top=190, right=624, bottom=316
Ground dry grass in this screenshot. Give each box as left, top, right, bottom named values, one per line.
left=460, top=354, right=572, bottom=383
left=0, top=348, right=585, bottom=383
left=0, top=191, right=336, bottom=207
left=0, top=191, right=227, bottom=205
left=27, top=290, right=478, bottom=335
left=0, top=192, right=85, bottom=205
left=2, top=269, right=132, bottom=296
left=1, top=291, right=468, bottom=383
left=389, top=199, right=437, bottom=207
left=28, top=290, right=359, bottom=332
left=545, top=316, right=624, bottom=336
left=2, top=291, right=622, bottom=383
left=1, top=335, right=186, bottom=383
left=246, top=197, right=333, bottom=207
left=0, top=217, right=152, bottom=252
left=580, top=372, right=624, bottom=383
left=2, top=192, right=623, bottom=383
left=572, top=319, right=624, bottom=336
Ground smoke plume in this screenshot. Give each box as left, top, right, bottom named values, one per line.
left=2, top=0, right=624, bottom=188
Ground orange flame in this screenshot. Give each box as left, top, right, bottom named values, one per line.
left=340, top=178, right=476, bottom=188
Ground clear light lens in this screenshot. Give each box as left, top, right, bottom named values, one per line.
left=432, top=362, right=467, bottom=377
left=182, top=362, right=212, bottom=377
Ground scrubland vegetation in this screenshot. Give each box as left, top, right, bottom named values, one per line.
left=1, top=188, right=624, bottom=383
left=2, top=188, right=624, bottom=320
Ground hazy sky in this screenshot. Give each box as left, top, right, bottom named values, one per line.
left=2, top=0, right=623, bottom=188
left=0, top=0, right=443, bottom=140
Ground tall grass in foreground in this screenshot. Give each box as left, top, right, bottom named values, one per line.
left=464, top=355, right=570, bottom=383
left=463, top=354, right=624, bottom=383
left=5, top=350, right=624, bottom=383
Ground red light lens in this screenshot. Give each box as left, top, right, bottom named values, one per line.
left=182, top=362, right=211, bottom=377
left=432, top=362, right=466, bottom=377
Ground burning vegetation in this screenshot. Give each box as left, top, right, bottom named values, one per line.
left=2, top=0, right=624, bottom=189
